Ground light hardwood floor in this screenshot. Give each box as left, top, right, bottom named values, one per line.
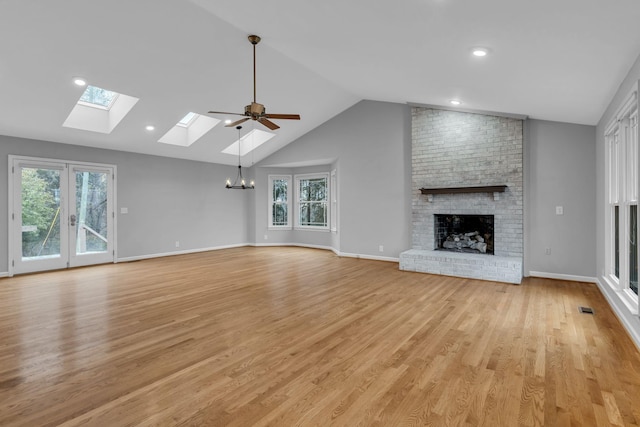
left=1, top=247, right=640, bottom=426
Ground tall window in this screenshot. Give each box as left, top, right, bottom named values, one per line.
left=295, top=173, right=329, bottom=229
left=605, top=87, right=638, bottom=306
left=268, top=175, right=291, bottom=229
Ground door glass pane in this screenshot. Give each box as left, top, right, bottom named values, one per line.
left=630, top=205, right=638, bottom=294
left=21, top=167, right=61, bottom=259
left=75, top=170, right=108, bottom=255
left=615, top=205, right=620, bottom=278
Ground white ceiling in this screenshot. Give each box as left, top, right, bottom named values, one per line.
left=1, top=0, right=639, bottom=165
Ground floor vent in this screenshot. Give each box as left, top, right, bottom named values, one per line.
left=578, top=306, right=594, bottom=314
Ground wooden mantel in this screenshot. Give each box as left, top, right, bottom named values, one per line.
left=419, top=185, right=507, bottom=201
left=419, top=185, right=508, bottom=195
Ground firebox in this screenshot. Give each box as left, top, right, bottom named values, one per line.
left=434, top=214, right=494, bottom=255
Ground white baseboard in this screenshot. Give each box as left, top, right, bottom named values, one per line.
left=0, top=272, right=9, bottom=278
left=251, top=243, right=398, bottom=262
left=252, top=242, right=336, bottom=252
left=594, top=278, right=640, bottom=352
left=528, top=271, right=597, bottom=283
left=117, top=243, right=249, bottom=263
left=337, top=251, right=399, bottom=263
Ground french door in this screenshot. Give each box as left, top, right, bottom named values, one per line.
left=9, top=156, right=116, bottom=275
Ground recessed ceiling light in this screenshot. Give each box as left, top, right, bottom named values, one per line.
left=73, top=77, right=87, bottom=86
left=145, top=125, right=155, bottom=131
left=450, top=99, right=462, bottom=106
left=471, top=47, right=489, bottom=57
left=225, top=119, right=232, bottom=124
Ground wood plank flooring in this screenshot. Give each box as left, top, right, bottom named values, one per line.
left=1, top=247, right=640, bottom=426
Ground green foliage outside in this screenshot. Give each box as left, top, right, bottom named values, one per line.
left=21, top=168, right=60, bottom=257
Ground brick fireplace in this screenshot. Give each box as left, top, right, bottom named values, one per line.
left=399, top=108, right=524, bottom=284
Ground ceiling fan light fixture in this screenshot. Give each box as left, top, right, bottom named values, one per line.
left=207, top=34, right=300, bottom=131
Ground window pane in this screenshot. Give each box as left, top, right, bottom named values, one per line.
left=631, top=205, right=638, bottom=294
left=273, top=179, right=287, bottom=202
left=615, top=205, right=620, bottom=278
left=299, top=178, right=327, bottom=202
left=310, top=203, right=327, bottom=225
left=75, top=171, right=108, bottom=254
left=300, top=202, right=327, bottom=227
left=21, top=167, right=61, bottom=259
left=272, top=203, right=288, bottom=226
left=79, top=85, right=117, bottom=108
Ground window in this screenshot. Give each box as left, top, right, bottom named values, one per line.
left=295, top=173, right=329, bottom=230
left=78, top=85, right=118, bottom=109
left=177, top=112, right=197, bottom=127
left=605, top=85, right=638, bottom=310
left=330, top=169, right=337, bottom=232
left=268, top=175, right=291, bottom=229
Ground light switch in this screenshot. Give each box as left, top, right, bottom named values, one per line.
left=555, top=206, right=563, bottom=215
left=120, top=207, right=128, bottom=214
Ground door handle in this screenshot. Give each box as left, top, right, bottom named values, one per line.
left=70, top=214, right=76, bottom=226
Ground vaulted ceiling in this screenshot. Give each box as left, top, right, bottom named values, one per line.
left=1, top=0, right=639, bottom=165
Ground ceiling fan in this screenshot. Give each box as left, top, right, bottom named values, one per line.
left=208, top=35, right=300, bottom=131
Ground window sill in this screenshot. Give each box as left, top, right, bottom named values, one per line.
left=294, top=227, right=330, bottom=232
left=603, top=275, right=639, bottom=315
left=268, top=226, right=292, bottom=231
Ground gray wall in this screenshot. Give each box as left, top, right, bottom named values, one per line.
left=0, top=135, right=248, bottom=273
left=255, top=100, right=413, bottom=259
left=1, top=98, right=602, bottom=278
left=525, top=119, right=596, bottom=277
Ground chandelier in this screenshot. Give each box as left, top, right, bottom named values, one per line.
left=225, top=125, right=255, bottom=189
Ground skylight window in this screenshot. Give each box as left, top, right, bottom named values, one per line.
left=78, top=85, right=118, bottom=109
left=63, top=85, right=138, bottom=134
left=158, top=113, right=220, bottom=147
left=222, top=129, right=275, bottom=156
left=177, top=112, right=197, bottom=127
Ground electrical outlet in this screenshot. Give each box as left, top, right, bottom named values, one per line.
left=175, top=241, right=180, bottom=248
left=555, top=206, right=564, bottom=215
left=379, top=245, right=384, bottom=252
left=264, top=234, right=268, bottom=240
left=545, top=247, right=551, bottom=255
left=120, top=207, right=128, bottom=214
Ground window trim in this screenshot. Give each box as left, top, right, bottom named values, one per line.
left=294, top=172, right=330, bottom=231
left=268, top=175, right=292, bottom=230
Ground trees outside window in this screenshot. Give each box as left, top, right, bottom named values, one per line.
left=268, top=175, right=291, bottom=229
left=295, top=173, right=329, bottom=229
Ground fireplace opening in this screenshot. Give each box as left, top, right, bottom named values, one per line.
left=434, top=214, right=494, bottom=255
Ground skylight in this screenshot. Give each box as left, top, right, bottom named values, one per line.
left=78, top=85, right=118, bottom=109
left=158, top=113, right=220, bottom=147
left=63, top=85, right=138, bottom=134
left=177, top=112, right=197, bottom=127
left=222, top=129, right=275, bottom=156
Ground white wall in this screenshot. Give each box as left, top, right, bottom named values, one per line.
left=255, top=100, right=413, bottom=259
left=0, top=135, right=249, bottom=274
left=526, top=119, right=596, bottom=278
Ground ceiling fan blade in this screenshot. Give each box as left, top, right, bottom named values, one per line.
left=207, top=111, right=245, bottom=116
left=258, top=118, right=280, bottom=130
left=264, top=114, right=300, bottom=120
left=225, top=117, right=250, bottom=127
